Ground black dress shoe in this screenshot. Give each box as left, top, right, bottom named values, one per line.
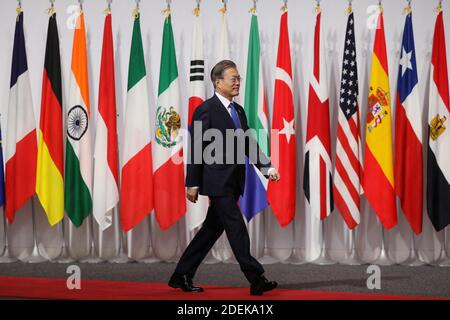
left=168, top=274, right=204, bottom=292
left=250, top=276, right=278, bottom=296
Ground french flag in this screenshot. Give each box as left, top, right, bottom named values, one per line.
left=5, top=11, right=37, bottom=224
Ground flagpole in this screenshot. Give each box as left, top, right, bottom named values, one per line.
left=0, top=211, right=17, bottom=263
left=54, top=217, right=75, bottom=263
left=79, top=215, right=103, bottom=263
left=109, top=207, right=130, bottom=263
left=313, top=219, right=336, bottom=265
left=137, top=216, right=160, bottom=263
left=371, top=225, right=395, bottom=265
left=340, top=228, right=365, bottom=265
left=281, top=218, right=307, bottom=265
left=25, top=198, right=47, bottom=263
left=436, top=227, right=450, bottom=267
left=401, top=230, right=424, bottom=266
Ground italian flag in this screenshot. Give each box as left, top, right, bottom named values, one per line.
left=153, top=13, right=186, bottom=230
left=120, top=13, right=154, bottom=232
left=64, top=11, right=93, bottom=227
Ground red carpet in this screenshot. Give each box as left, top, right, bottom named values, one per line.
left=0, top=276, right=447, bottom=300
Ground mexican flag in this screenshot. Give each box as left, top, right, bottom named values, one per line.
left=153, top=13, right=186, bottom=230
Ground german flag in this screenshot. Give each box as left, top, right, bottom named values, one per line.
left=363, top=8, right=397, bottom=229
left=36, top=12, right=64, bottom=226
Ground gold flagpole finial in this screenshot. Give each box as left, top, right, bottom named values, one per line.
left=104, top=0, right=112, bottom=15
left=436, top=0, right=443, bottom=13
left=219, top=0, right=228, bottom=14
left=162, top=0, right=171, bottom=19
left=16, top=0, right=22, bottom=16
left=133, top=0, right=140, bottom=19
left=48, top=0, right=56, bottom=16
left=378, top=0, right=384, bottom=13
left=314, top=0, right=321, bottom=14
left=78, top=0, right=83, bottom=12
left=249, top=0, right=257, bottom=15
left=403, top=0, right=412, bottom=15
left=346, top=0, right=353, bottom=15
left=281, top=0, right=288, bottom=12
left=194, top=0, right=201, bottom=17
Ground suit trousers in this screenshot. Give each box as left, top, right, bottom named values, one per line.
left=174, top=195, right=265, bottom=284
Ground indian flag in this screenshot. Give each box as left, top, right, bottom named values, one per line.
left=64, top=11, right=93, bottom=228
left=153, top=13, right=186, bottom=230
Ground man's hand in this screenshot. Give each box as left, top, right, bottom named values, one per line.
left=268, top=169, right=281, bottom=182
left=186, top=187, right=199, bottom=203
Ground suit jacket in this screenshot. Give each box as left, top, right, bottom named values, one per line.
left=186, top=94, right=271, bottom=197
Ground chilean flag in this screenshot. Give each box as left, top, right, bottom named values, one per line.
left=394, top=12, right=423, bottom=235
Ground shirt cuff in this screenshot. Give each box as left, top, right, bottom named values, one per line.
left=267, top=168, right=276, bottom=176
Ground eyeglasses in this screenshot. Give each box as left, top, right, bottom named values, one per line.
left=221, top=76, right=241, bottom=84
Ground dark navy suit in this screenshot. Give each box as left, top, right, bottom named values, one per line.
left=175, top=94, right=271, bottom=284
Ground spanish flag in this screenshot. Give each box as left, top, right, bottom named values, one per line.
left=363, top=8, right=397, bottom=229
left=36, top=11, right=64, bottom=226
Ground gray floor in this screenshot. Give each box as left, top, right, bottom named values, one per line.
left=1, top=261, right=449, bottom=298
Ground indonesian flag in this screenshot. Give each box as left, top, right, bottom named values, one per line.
left=303, top=11, right=333, bottom=221
left=394, top=12, right=423, bottom=235
left=153, top=13, right=186, bottom=230
left=5, top=11, right=37, bottom=224
left=120, top=13, right=154, bottom=232
left=64, top=11, right=93, bottom=227
left=36, top=12, right=64, bottom=226
left=363, top=9, right=397, bottom=229
left=267, top=9, right=296, bottom=227
left=93, top=12, right=119, bottom=231
left=427, top=9, right=450, bottom=232
left=240, top=12, right=269, bottom=221
left=186, top=8, right=208, bottom=231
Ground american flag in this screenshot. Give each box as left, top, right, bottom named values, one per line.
left=333, top=12, right=363, bottom=229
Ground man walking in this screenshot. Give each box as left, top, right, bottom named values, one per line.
left=169, top=60, right=280, bottom=296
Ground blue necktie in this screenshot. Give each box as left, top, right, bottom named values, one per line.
left=228, top=102, right=241, bottom=129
